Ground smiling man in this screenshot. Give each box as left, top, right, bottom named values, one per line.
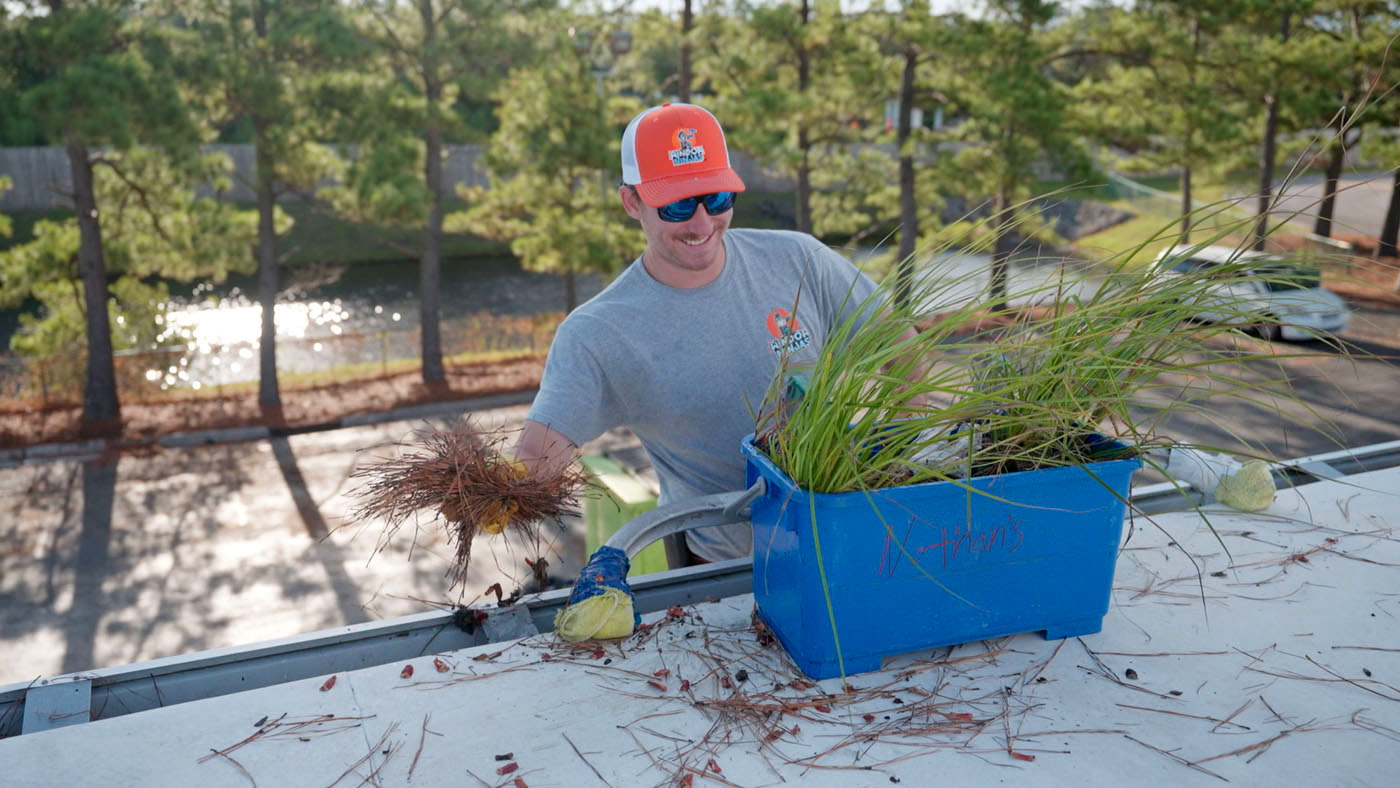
left=514, top=102, right=882, bottom=564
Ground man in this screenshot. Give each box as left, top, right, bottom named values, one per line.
left=513, top=102, right=883, bottom=563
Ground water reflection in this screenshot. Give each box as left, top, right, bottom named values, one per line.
left=166, top=299, right=351, bottom=345
left=140, top=257, right=606, bottom=391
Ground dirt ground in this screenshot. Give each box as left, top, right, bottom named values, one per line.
left=0, top=354, right=545, bottom=451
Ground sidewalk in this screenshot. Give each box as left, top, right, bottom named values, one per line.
left=0, top=392, right=649, bottom=686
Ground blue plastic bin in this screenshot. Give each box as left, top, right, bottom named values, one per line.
left=743, top=434, right=1139, bottom=679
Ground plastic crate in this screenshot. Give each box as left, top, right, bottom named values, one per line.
left=742, top=435, right=1139, bottom=679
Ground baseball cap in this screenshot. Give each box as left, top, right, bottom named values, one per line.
left=620, top=103, right=747, bottom=207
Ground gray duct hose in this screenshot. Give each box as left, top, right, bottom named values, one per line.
left=601, top=478, right=766, bottom=558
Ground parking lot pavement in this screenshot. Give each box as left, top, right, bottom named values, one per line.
left=0, top=400, right=643, bottom=686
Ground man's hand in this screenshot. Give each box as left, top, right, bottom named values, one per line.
left=477, top=499, right=517, bottom=534
left=478, top=458, right=528, bottom=534
left=513, top=420, right=580, bottom=480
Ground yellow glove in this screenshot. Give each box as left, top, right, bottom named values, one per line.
left=554, top=587, right=636, bottom=641
left=1215, top=460, right=1275, bottom=512
left=438, top=458, right=527, bottom=532
left=478, top=458, right=529, bottom=534
left=478, top=499, right=517, bottom=534
left=1160, top=447, right=1276, bottom=513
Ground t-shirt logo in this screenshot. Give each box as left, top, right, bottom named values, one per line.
left=767, top=308, right=811, bottom=355
left=668, top=128, right=706, bottom=166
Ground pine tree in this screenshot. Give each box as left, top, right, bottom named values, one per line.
left=330, top=0, right=544, bottom=382
left=940, top=0, right=1091, bottom=304
left=1, top=1, right=220, bottom=431
left=453, top=16, right=644, bottom=309
left=178, top=0, right=363, bottom=407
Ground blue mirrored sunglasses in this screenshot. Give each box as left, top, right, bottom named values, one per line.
left=656, top=191, right=737, bottom=223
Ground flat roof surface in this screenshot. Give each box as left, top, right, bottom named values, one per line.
left=3, top=466, right=1398, bottom=787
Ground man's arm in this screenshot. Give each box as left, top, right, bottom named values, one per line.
left=892, top=324, right=933, bottom=410
left=512, top=419, right=580, bottom=478
left=820, top=248, right=931, bottom=410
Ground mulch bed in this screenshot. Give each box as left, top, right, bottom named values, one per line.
left=0, top=355, right=545, bottom=451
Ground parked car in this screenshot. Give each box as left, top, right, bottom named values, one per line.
left=1152, top=245, right=1351, bottom=341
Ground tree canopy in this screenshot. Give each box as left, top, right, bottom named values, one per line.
left=2, top=0, right=1397, bottom=419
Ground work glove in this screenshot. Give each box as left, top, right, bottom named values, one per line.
left=555, top=545, right=640, bottom=641
left=1153, top=446, right=1275, bottom=512
left=442, top=457, right=529, bottom=532
left=480, top=458, right=529, bottom=534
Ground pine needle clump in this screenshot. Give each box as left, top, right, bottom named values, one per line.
left=350, top=421, right=590, bottom=589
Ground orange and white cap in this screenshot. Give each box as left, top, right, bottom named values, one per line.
left=620, top=103, right=746, bottom=207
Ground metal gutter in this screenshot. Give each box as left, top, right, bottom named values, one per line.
left=5, top=439, right=1399, bottom=737
left=1129, top=439, right=1400, bottom=514
left=0, top=558, right=753, bottom=738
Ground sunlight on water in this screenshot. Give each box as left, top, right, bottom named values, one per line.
left=148, top=297, right=356, bottom=390
left=165, top=297, right=351, bottom=345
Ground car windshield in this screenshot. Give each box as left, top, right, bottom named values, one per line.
left=1258, top=264, right=1321, bottom=292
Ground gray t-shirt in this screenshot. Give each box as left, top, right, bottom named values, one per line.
left=527, top=228, right=879, bottom=561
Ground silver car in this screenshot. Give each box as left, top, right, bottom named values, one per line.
left=1153, top=244, right=1351, bottom=341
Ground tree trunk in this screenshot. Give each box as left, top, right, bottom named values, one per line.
left=1253, top=12, right=1289, bottom=252
left=421, top=128, right=445, bottom=383
left=254, top=127, right=281, bottom=408
left=989, top=187, right=1013, bottom=308
left=1321, top=8, right=1365, bottom=240
left=794, top=0, right=812, bottom=235
left=894, top=43, right=918, bottom=309
left=65, top=137, right=120, bottom=431
left=1253, top=92, right=1278, bottom=252
left=252, top=5, right=280, bottom=409
left=1313, top=129, right=1346, bottom=239
left=796, top=135, right=812, bottom=235
left=1179, top=165, right=1192, bottom=244
left=1180, top=17, right=1200, bottom=246
left=418, top=0, right=445, bottom=384
left=1379, top=168, right=1400, bottom=260
left=679, top=0, right=692, bottom=102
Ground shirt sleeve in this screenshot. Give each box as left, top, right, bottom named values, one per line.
left=802, top=235, right=883, bottom=334
left=525, top=315, right=619, bottom=449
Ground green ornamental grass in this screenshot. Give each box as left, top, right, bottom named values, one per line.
left=753, top=205, right=1349, bottom=496
left=749, top=202, right=1357, bottom=680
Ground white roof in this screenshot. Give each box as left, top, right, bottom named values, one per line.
left=2, top=467, right=1398, bottom=787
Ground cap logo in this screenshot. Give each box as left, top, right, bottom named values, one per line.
left=667, top=127, right=706, bottom=166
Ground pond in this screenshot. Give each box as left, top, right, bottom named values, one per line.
left=0, top=256, right=608, bottom=393
left=1, top=247, right=1078, bottom=395
left=164, top=256, right=603, bottom=344
left=158, top=257, right=608, bottom=389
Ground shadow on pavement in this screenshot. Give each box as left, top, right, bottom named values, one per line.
left=270, top=436, right=368, bottom=626
left=60, top=458, right=117, bottom=675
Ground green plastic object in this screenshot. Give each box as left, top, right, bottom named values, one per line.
left=579, top=455, right=669, bottom=576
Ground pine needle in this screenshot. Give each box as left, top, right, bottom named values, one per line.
left=350, top=420, right=590, bottom=588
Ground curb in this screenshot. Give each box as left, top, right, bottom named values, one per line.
left=339, top=390, right=536, bottom=428
left=0, top=388, right=539, bottom=469
left=158, top=426, right=272, bottom=449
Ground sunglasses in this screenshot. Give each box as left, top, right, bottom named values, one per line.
left=655, top=191, right=737, bottom=223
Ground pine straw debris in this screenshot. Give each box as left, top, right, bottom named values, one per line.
left=349, top=421, right=591, bottom=588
